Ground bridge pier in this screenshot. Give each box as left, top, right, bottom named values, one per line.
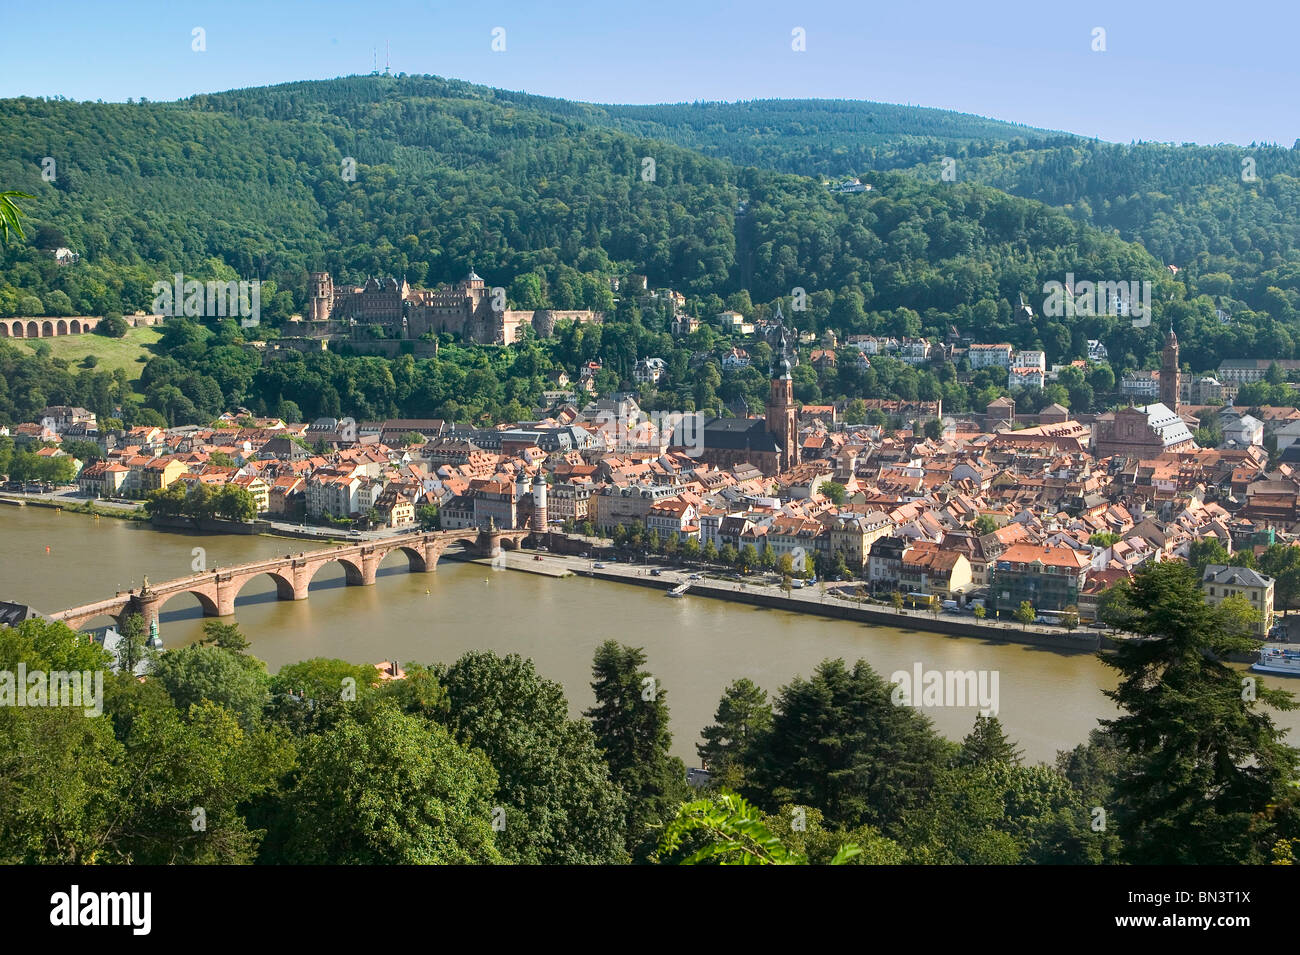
left=132, top=595, right=161, bottom=635
left=477, top=529, right=503, bottom=558
left=291, top=561, right=312, bottom=600
left=360, top=549, right=381, bottom=586
left=421, top=540, right=444, bottom=571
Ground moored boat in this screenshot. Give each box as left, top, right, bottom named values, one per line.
left=1252, top=645, right=1300, bottom=676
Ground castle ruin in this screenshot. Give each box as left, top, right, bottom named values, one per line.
left=306, top=270, right=602, bottom=345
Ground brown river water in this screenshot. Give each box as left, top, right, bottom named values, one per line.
left=3, top=506, right=1294, bottom=766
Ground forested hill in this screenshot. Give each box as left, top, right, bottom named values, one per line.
left=591, top=98, right=1064, bottom=171
left=4, top=73, right=1299, bottom=377
left=1, top=73, right=1167, bottom=336
left=7, top=72, right=1300, bottom=431
left=591, top=98, right=1300, bottom=290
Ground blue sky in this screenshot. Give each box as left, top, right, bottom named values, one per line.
left=2, top=0, right=1296, bottom=146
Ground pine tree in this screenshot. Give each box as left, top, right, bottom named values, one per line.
left=955, top=714, right=1024, bottom=767
left=1101, top=561, right=1300, bottom=863
left=584, top=641, right=687, bottom=858
left=746, top=659, right=951, bottom=831
left=698, top=679, right=773, bottom=788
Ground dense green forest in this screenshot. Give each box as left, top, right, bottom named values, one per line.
left=3, top=74, right=1300, bottom=429
left=595, top=97, right=1062, bottom=172
left=596, top=98, right=1300, bottom=329
left=2, top=561, right=1296, bottom=864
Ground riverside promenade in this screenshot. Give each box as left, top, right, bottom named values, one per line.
left=468, top=549, right=1107, bottom=653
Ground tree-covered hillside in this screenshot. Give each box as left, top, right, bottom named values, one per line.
left=0, top=74, right=1151, bottom=318
left=593, top=97, right=1061, bottom=172
left=594, top=98, right=1300, bottom=328
left=1, top=72, right=1298, bottom=402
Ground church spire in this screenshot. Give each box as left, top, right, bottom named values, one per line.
left=1161, top=323, right=1180, bottom=412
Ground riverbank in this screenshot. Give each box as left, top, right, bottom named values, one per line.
left=571, top=564, right=1104, bottom=653
left=0, top=494, right=148, bottom=521
left=6, top=504, right=1280, bottom=766
left=0, top=501, right=1253, bottom=660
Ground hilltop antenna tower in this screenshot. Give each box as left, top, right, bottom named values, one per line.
left=385, top=40, right=391, bottom=76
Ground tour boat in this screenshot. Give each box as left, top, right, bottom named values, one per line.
left=666, top=582, right=690, bottom=598
left=1252, top=645, right=1300, bottom=676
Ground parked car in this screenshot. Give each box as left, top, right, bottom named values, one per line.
left=688, top=573, right=702, bottom=580
left=593, top=562, right=606, bottom=569
left=649, top=569, right=662, bottom=576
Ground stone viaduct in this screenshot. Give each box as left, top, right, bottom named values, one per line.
left=49, top=526, right=531, bottom=633
left=0, top=316, right=102, bottom=338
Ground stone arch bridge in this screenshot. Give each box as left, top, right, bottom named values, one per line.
left=50, top=526, right=531, bottom=633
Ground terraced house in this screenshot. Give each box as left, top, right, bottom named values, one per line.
left=989, top=542, right=1090, bottom=615
left=900, top=541, right=972, bottom=598
left=1201, top=564, right=1275, bottom=636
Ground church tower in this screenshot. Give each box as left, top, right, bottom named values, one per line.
left=766, top=306, right=799, bottom=474
left=1161, top=326, right=1180, bottom=411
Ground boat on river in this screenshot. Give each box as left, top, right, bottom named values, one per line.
left=1252, top=645, right=1300, bottom=676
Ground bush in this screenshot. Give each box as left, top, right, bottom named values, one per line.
left=97, top=315, right=129, bottom=337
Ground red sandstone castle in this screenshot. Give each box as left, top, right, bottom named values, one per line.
left=306, top=270, right=603, bottom=345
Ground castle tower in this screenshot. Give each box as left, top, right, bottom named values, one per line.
left=308, top=272, right=334, bottom=322
left=531, top=477, right=548, bottom=533
left=766, top=311, right=799, bottom=474
left=1161, top=326, right=1180, bottom=412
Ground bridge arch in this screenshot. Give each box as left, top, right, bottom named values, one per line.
left=41, top=320, right=54, bottom=336
left=376, top=544, right=429, bottom=574
left=26, top=321, right=38, bottom=338
left=149, top=587, right=221, bottom=621
left=304, top=554, right=367, bottom=588
left=66, top=610, right=132, bottom=634
left=229, top=569, right=298, bottom=606
left=70, top=319, right=81, bottom=333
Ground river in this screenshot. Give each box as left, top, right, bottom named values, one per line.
left=3, top=506, right=1293, bottom=766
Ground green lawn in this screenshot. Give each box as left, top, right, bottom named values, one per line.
left=19, top=325, right=162, bottom=383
